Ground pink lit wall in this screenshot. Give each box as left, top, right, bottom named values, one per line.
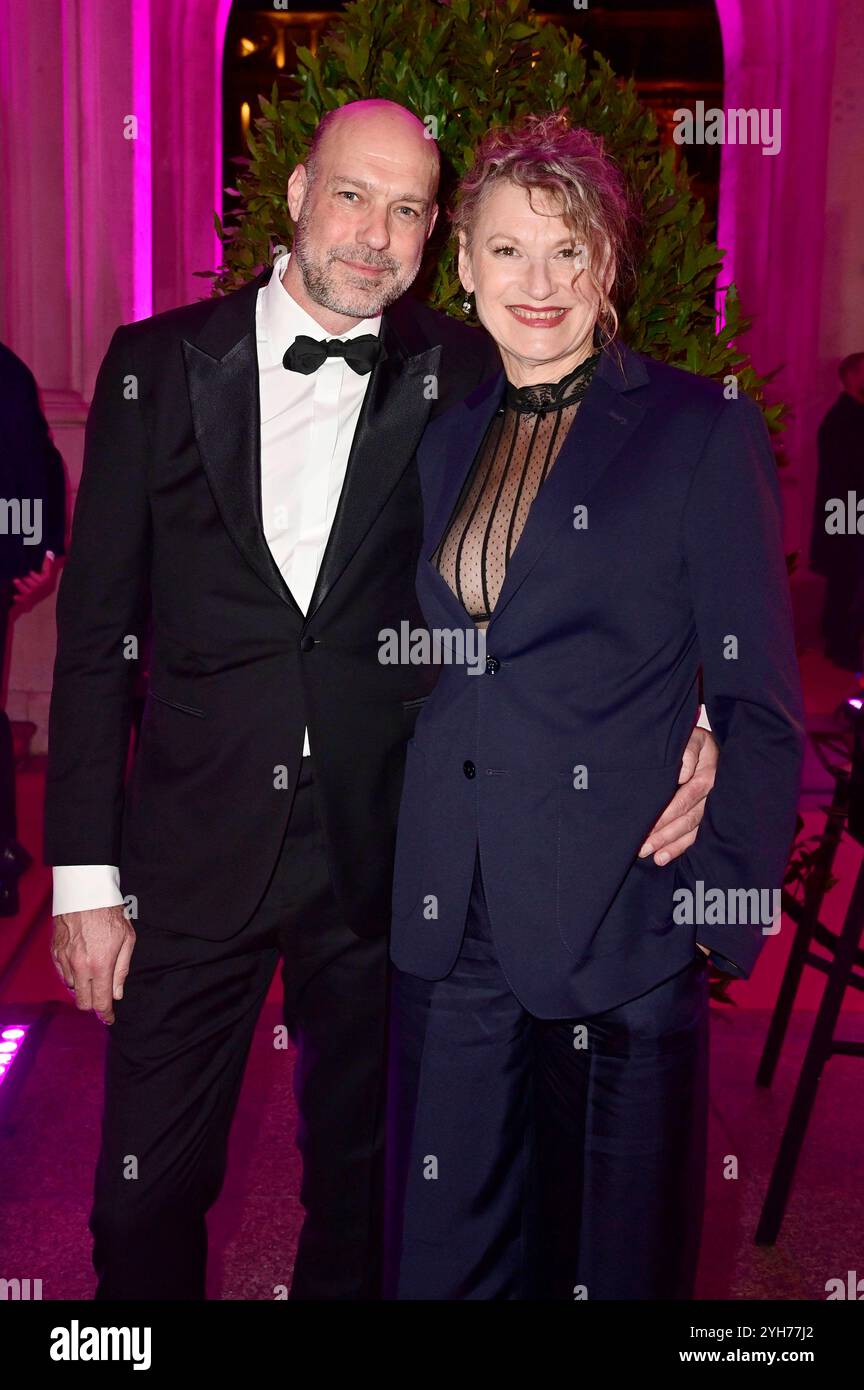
left=0, top=0, right=235, bottom=747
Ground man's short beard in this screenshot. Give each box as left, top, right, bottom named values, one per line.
left=292, top=209, right=419, bottom=318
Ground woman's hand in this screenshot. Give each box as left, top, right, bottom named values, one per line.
left=638, top=726, right=718, bottom=866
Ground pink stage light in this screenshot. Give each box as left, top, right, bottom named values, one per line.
left=131, top=0, right=153, bottom=322
left=0, top=1022, right=30, bottom=1088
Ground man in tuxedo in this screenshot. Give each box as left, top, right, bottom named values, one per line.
left=45, top=99, right=718, bottom=1300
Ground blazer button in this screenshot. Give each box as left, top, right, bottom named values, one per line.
left=485, top=655, right=500, bottom=674
left=463, top=760, right=476, bottom=779
left=300, top=635, right=316, bottom=652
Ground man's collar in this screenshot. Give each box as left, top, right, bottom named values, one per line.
left=258, top=252, right=382, bottom=366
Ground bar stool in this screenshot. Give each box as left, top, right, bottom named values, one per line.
left=755, top=731, right=864, bottom=1243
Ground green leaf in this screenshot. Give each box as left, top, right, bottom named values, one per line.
left=295, top=46, right=318, bottom=74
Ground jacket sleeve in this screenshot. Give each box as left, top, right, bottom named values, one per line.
left=676, top=393, right=806, bottom=977
left=44, top=326, right=152, bottom=865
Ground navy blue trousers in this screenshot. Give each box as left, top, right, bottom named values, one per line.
left=385, top=852, right=710, bottom=1300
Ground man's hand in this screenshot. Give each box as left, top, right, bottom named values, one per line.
left=12, top=550, right=58, bottom=606
left=51, top=905, right=135, bottom=1025
left=638, top=725, right=719, bottom=866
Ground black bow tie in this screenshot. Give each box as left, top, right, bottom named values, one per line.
left=282, top=333, right=382, bottom=376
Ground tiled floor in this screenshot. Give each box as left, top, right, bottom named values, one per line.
left=0, top=995, right=861, bottom=1300
left=1, top=642, right=862, bottom=1299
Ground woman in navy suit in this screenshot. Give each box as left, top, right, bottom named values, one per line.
left=384, top=112, right=805, bottom=1300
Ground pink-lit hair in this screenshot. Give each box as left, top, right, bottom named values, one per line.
left=452, top=111, right=637, bottom=346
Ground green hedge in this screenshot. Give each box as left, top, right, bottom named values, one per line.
left=211, top=0, right=781, bottom=429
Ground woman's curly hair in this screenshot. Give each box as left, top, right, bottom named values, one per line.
left=451, top=110, right=638, bottom=347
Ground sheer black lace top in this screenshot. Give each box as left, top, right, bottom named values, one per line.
left=431, top=352, right=601, bottom=622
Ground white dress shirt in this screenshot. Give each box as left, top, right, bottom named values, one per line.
left=52, top=253, right=381, bottom=916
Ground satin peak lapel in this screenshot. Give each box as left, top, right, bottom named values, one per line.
left=182, top=276, right=302, bottom=616
left=306, top=322, right=442, bottom=619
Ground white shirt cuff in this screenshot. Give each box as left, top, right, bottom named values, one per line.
left=52, top=865, right=123, bottom=916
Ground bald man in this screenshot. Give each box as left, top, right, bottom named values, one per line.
left=44, top=100, right=717, bottom=1301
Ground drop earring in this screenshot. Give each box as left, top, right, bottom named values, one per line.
left=462, top=294, right=473, bottom=315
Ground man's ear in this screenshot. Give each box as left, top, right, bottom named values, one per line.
left=426, top=202, right=440, bottom=241
left=287, top=165, right=308, bottom=223
left=457, top=235, right=474, bottom=295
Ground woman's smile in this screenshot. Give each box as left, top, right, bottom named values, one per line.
left=506, top=304, right=570, bottom=328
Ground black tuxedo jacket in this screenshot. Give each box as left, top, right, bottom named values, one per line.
left=390, top=344, right=806, bottom=1017
left=44, top=271, right=497, bottom=938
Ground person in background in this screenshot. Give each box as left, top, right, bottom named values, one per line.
left=810, top=352, right=864, bottom=678
left=0, top=343, right=66, bottom=914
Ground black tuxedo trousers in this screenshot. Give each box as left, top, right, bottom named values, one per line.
left=91, top=757, right=390, bottom=1300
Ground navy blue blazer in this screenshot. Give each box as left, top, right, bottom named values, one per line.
left=389, top=341, right=806, bottom=1018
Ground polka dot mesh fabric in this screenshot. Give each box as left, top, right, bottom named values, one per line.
left=432, top=352, right=601, bottom=622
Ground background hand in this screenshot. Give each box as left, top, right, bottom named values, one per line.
left=12, top=550, right=58, bottom=606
